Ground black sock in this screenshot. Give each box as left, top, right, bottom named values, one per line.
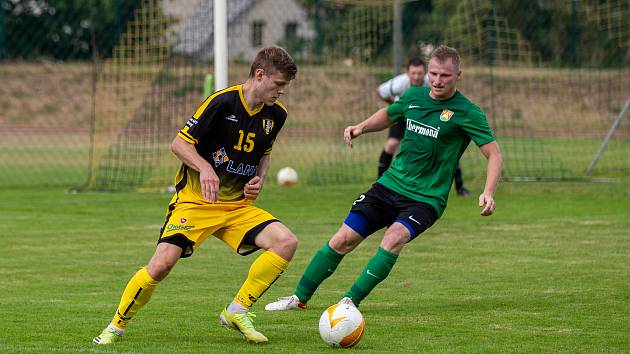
left=378, top=151, right=394, bottom=177
left=454, top=166, right=464, bottom=190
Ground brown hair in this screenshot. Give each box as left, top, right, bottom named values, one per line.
left=407, top=57, right=426, bottom=70
left=249, top=46, right=298, bottom=80
left=430, top=45, right=461, bottom=70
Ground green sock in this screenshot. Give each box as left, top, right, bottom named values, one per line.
left=344, top=247, right=399, bottom=306
left=295, top=242, right=344, bottom=303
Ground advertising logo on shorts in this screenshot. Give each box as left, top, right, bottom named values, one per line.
left=166, top=223, right=194, bottom=232
left=440, top=109, right=454, bottom=122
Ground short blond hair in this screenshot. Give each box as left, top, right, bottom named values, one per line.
left=430, top=45, right=461, bottom=70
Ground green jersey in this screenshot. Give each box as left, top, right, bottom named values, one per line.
left=380, top=86, right=495, bottom=217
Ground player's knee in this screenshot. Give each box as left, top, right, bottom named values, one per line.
left=380, top=229, right=409, bottom=253
left=146, top=260, right=175, bottom=280
left=277, top=231, right=298, bottom=255
left=264, top=230, right=298, bottom=260
left=329, top=229, right=361, bottom=255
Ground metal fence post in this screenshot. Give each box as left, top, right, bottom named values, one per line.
left=0, top=1, right=5, bottom=60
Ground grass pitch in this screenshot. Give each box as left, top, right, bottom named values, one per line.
left=0, top=181, right=628, bottom=353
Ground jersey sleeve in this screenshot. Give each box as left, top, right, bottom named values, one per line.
left=460, top=104, right=496, bottom=146
left=263, top=104, right=288, bottom=155
left=263, top=126, right=281, bottom=155
left=264, top=139, right=275, bottom=155
left=386, top=99, right=404, bottom=123
left=178, top=95, right=221, bottom=144
left=386, top=85, right=416, bottom=123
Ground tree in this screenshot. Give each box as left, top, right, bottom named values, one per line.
left=1, top=0, right=141, bottom=60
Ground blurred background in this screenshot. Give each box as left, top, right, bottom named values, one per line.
left=1, top=0, right=628, bottom=190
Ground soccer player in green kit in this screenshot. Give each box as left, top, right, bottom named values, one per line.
left=265, top=45, right=502, bottom=311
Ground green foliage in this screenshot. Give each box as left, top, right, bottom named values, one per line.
left=300, top=0, right=393, bottom=64
left=2, top=0, right=627, bottom=66
left=335, top=0, right=629, bottom=68
left=493, top=0, right=629, bottom=67
left=278, top=36, right=310, bottom=62
left=0, top=0, right=141, bottom=59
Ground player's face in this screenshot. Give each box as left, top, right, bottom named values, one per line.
left=428, top=57, right=461, bottom=100
left=406, top=64, right=425, bottom=87
left=257, top=69, right=291, bottom=106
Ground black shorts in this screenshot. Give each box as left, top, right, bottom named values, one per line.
left=344, top=183, right=438, bottom=241
left=388, top=121, right=405, bottom=140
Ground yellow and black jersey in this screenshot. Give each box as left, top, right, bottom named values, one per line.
left=175, top=84, right=287, bottom=202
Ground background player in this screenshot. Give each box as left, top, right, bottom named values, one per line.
left=93, top=46, right=298, bottom=345
left=377, top=57, right=470, bottom=197
left=266, top=45, right=501, bottom=312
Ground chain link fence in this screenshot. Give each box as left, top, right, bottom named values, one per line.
left=1, top=0, right=629, bottom=190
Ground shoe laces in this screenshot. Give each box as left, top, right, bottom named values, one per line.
left=277, top=295, right=296, bottom=302
left=234, top=312, right=257, bottom=327
left=98, top=326, right=121, bottom=339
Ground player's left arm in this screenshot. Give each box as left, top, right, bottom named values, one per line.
left=478, top=141, right=502, bottom=216
left=244, top=154, right=270, bottom=200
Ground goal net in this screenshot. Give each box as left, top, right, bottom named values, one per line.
left=1, top=0, right=628, bottom=189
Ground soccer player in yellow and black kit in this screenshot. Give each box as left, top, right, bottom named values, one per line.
left=93, top=46, right=298, bottom=345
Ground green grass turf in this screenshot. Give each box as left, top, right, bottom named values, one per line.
left=2, top=134, right=629, bottom=189
left=0, top=181, right=628, bottom=353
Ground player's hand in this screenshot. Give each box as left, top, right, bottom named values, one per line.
left=478, top=193, right=496, bottom=216
left=343, top=125, right=363, bottom=148
left=200, top=167, right=220, bottom=203
left=244, top=176, right=263, bottom=200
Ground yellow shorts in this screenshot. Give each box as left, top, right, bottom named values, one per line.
left=158, top=195, right=278, bottom=257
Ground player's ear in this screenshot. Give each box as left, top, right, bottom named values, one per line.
left=254, top=68, right=265, bottom=81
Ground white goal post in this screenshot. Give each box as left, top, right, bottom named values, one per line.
left=214, top=0, right=228, bottom=91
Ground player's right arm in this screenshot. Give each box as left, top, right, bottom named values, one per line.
left=343, top=107, right=394, bottom=148
left=171, top=135, right=219, bottom=203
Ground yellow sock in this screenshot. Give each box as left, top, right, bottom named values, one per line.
left=111, top=267, right=160, bottom=330
left=235, top=251, right=289, bottom=308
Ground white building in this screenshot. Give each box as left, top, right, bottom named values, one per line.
left=163, top=0, right=315, bottom=60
